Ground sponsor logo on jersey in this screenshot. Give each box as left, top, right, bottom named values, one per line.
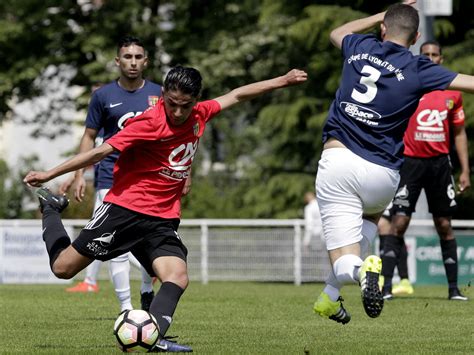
left=109, top=102, right=123, bottom=108
left=416, top=109, right=447, bottom=131
left=340, top=101, right=381, bottom=126
left=148, top=96, right=159, bottom=107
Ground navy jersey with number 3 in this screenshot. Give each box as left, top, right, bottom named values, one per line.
left=86, top=80, right=162, bottom=189
left=322, top=34, right=457, bottom=170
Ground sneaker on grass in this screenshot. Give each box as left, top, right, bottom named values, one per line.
left=392, top=278, right=414, bottom=295
left=313, top=292, right=351, bottom=324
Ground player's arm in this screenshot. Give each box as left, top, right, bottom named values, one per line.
left=72, top=128, right=98, bottom=201
left=448, top=74, right=474, bottom=93
left=330, top=11, right=385, bottom=49
left=213, top=69, right=307, bottom=111
left=24, top=143, right=116, bottom=187
left=453, top=124, right=471, bottom=193
left=182, top=169, right=192, bottom=196
left=329, top=1, right=417, bottom=49
left=58, top=127, right=98, bottom=200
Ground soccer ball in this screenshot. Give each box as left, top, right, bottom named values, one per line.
left=114, top=310, right=160, bottom=352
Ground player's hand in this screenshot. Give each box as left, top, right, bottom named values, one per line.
left=73, top=176, right=87, bottom=202
left=23, top=171, right=51, bottom=187
left=457, top=172, right=471, bottom=194
left=402, top=0, right=417, bottom=7
left=283, top=69, right=308, bottom=86
left=58, top=174, right=75, bottom=194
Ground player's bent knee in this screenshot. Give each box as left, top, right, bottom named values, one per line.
left=162, top=272, right=189, bottom=290
left=51, top=262, right=76, bottom=279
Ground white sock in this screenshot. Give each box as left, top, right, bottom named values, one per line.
left=323, top=268, right=342, bottom=301
left=109, top=255, right=132, bottom=312
left=140, top=268, right=154, bottom=294
left=360, top=219, right=377, bottom=258
left=84, top=260, right=102, bottom=285
left=333, top=254, right=363, bottom=284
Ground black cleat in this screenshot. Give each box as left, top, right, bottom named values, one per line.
left=359, top=256, right=384, bottom=318
left=152, top=337, right=193, bottom=352
left=328, top=297, right=351, bottom=325
left=36, top=187, right=69, bottom=213
left=449, top=288, right=468, bottom=301
left=141, top=291, right=154, bottom=312
left=382, top=287, right=394, bottom=301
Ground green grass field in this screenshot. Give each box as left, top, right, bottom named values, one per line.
left=1, top=281, right=472, bottom=354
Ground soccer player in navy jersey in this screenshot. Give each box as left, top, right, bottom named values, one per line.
left=313, top=1, right=474, bottom=324
left=60, top=36, right=163, bottom=313
left=381, top=41, right=470, bottom=301
left=24, top=66, right=307, bottom=352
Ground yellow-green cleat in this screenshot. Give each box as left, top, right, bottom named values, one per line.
left=313, top=292, right=351, bottom=324
left=392, top=278, right=414, bottom=295
left=359, top=255, right=384, bottom=318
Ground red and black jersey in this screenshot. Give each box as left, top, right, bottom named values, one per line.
left=403, top=90, right=464, bottom=158
left=105, top=98, right=221, bottom=218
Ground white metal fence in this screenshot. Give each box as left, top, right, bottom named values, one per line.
left=2, top=219, right=474, bottom=285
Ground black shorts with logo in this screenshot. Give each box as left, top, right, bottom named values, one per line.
left=392, top=155, right=457, bottom=217
left=72, top=203, right=188, bottom=276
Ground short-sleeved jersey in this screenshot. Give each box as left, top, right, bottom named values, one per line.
left=85, top=80, right=162, bottom=189
left=104, top=98, right=221, bottom=218
left=403, top=90, right=464, bottom=158
left=322, top=34, right=457, bottom=170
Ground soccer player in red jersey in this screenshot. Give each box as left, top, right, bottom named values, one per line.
left=23, top=66, right=307, bottom=352
left=381, top=41, right=470, bottom=301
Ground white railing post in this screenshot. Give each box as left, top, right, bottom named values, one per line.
left=200, top=222, right=209, bottom=285
left=293, top=222, right=302, bottom=286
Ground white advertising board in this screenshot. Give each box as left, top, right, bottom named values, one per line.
left=0, top=226, right=72, bottom=284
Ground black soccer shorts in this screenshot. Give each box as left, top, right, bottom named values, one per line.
left=72, top=203, right=188, bottom=276
left=392, top=155, right=457, bottom=217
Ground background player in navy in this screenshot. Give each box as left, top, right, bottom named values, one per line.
left=313, top=1, right=474, bottom=324
left=61, top=36, right=161, bottom=313
left=381, top=41, right=470, bottom=301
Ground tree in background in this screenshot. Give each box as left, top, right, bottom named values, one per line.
left=1, top=0, right=474, bottom=218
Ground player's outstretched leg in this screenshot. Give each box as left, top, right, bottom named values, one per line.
left=359, top=255, right=384, bottom=318
left=313, top=292, right=351, bottom=324
left=36, top=187, right=71, bottom=269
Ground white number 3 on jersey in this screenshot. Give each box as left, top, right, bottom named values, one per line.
left=351, top=65, right=381, bottom=104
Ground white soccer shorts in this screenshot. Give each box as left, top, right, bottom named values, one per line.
left=316, top=148, right=399, bottom=250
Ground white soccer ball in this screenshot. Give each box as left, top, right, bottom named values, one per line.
left=114, top=310, right=160, bottom=352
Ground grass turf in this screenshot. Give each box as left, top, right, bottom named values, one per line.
left=1, top=281, right=472, bottom=354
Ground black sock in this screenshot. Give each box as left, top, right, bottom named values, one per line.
left=379, top=235, right=386, bottom=257
left=381, top=235, right=404, bottom=289
left=42, top=207, right=71, bottom=269
left=150, top=282, right=185, bottom=337
left=397, top=241, right=409, bottom=279
left=440, top=239, right=458, bottom=289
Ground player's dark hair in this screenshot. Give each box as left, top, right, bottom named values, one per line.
left=117, top=36, right=144, bottom=54
left=164, top=66, right=202, bottom=98
left=420, top=40, right=442, bottom=55
left=384, top=4, right=419, bottom=42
